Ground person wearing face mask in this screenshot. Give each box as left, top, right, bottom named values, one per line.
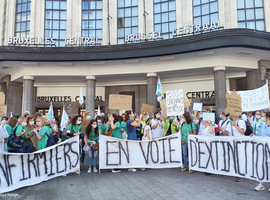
left=251, top=112, right=270, bottom=192
left=253, top=111, right=265, bottom=136
left=84, top=112, right=91, bottom=120
left=120, top=115, right=127, bottom=133
left=125, top=110, right=142, bottom=172
left=197, top=112, right=205, bottom=135
left=1, top=116, right=8, bottom=127
left=202, top=120, right=215, bottom=136
left=163, top=116, right=179, bottom=136
left=151, top=112, right=164, bottom=139
left=35, top=118, right=52, bottom=150
left=0, top=118, right=9, bottom=152
left=22, top=116, right=35, bottom=153
left=84, top=119, right=101, bottom=173
left=134, top=115, right=142, bottom=140
left=50, top=117, right=59, bottom=133
left=7, top=117, right=27, bottom=153
left=180, top=112, right=196, bottom=172
left=218, top=112, right=232, bottom=136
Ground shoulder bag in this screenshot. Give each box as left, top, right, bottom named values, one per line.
left=89, top=130, right=99, bottom=151
left=7, top=126, right=25, bottom=150
left=61, top=124, right=74, bottom=139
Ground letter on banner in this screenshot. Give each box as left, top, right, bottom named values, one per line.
left=0, top=136, right=80, bottom=193
left=99, top=133, right=182, bottom=169
left=188, top=135, right=270, bottom=182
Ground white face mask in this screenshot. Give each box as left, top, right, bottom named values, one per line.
left=29, top=121, right=34, bottom=126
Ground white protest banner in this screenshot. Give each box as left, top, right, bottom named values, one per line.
left=202, top=112, right=215, bottom=123
left=189, top=135, right=270, bottom=182
left=0, top=136, right=80, bottom=193
left=99, top=133, right=182, bottom=169
left=231, top=83, right=269, bottom=112
left=166, top=90, right=184, bottom=117
left=193, top=102, right=203, bottom=111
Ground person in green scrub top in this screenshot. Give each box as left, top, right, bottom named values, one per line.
left=84, top=120, right=101, bottom=173
left=35, top=118, right=52, bottom=150
left=110, top=114, right=123, bottom=173
left=96, top=115, right=105, bottom=134
left=5, top=117, right=18, bottom=136
left=7, top=117, right=27, bottom=153
left=22, top=115, right=35, bottom=153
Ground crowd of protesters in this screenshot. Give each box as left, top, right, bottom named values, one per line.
left=0, top=109, right=269, bottom=192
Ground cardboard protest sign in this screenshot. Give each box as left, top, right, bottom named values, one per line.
left=202, top=112, right=215, bottom=123
left=0, top=136, right=80, bottom=193
left=225, top=91, right=242, bottom=118
left=109, top=94, right=132, bottom=110
left=166, top=90, right=184, bottom=116
left=193, top=102, right=203, bottom=111
left=231, top=84, right=269, bottom=112
left=81, top=119, right=91, bottom=132
left=189, top=135, right=270, bottom=182
left=99, top=133, right=182, bottom=169
left=0, top=92, right=5, bottom=116
left=30, top=136, right=38, bottom=150
left=141, top=103, right=153, bottom=115
left=159, top=99, right=167, bottom=119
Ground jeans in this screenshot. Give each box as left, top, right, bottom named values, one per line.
left=87, top=148, right=99, bottom=168
left=182, top=142, right=189, bottom=168
left=22, top=144, right=33, bottom=153
left=81, top=137, right=85, bottom=164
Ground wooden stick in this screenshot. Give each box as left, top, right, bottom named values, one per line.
left=99, top=169, right=100, bottom=174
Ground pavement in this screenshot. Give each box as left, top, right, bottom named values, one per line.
left=1, top=166, right=270, bottom=200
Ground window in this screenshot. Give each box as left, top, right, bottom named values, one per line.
left=154, top=0, right=176, bottom=39
left=117, top=0, right=138, bottom=44
left=15, top=0, right=31, bottom=38
left=44, top=0, right=67, bottom=47
left=237, top=0, right=265, bottom=31
left=193, top=0, right=219, bottom=32
left=2, top=0, right=7, bottom=44
left=82, top=0, right=103, bottom=45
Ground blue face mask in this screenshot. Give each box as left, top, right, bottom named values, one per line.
left=36, top=122, right=41, bottom=126
left=170, top=117, right=174, bottom=120
left=93, top=124, right=97, bottom=128
left=52, top=118, right=55, bottom=123
left=22, top=122, right=27, bottom=127
left=77, top=121, right=81, bottom=125
left=87, top=116, right=91, bottom=120
left=135, top=118, right=139, bottom=122
left=156, top=115, right=160, bottom=119
left=255, top=115, right=261, bottom=119
left=191, top=114, right=195, bottom=118
left=97, top=120, right=102, bottom=123
left=181, top=119, right=185, bottom=123
left=199, top=114, right=203, bottom=118
left=1, top=120, right=6, bottom=124
left=220, top=115, right=222, bottom=119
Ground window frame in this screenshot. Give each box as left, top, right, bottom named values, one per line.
left=15, top=0, right=31, bottom=39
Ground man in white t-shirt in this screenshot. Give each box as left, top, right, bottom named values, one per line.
left=231, top=115, right=246, bottom=137
left=151, top=112, right=164, bottom=139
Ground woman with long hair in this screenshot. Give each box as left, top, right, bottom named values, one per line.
left=35, top=117, right=52, bottom=150
left=125, top=110, right=142, bottom=172
left=180, top=112, right=196, bottom=172
left=22, top=115, right=35, bottom=153
left=84, top=119, right=101, bottom=173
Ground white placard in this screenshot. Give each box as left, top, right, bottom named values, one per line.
left=166, top=90, right=184, bottom=117
left=0, top=136, right=80, bottom=193
left=99, top=133, right=182, bottom=169
left=189, top=135, right=270, bottom=182
left=193, top=102, right=203, bottom=111
left=231, top=83, right=269, bottom=112
left=202, top=112, right=215, bottom=123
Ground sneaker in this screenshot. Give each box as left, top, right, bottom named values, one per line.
left=112, top=169, right=121, bottom=173
left=63, top=174, right=67, bottom=177
left=268, top=188, right=270, bottom=192
left=93, top=167, right=98, bottom=173
left=128, top=169, right=137, bottom=172
left=254, top=183, right=265, bottom=191
left=235, top=177, right=243, bottom=182
left=87, top=167, right=92, bottom=173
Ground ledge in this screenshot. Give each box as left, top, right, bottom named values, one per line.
left=0, top=29, right=270, bottom=62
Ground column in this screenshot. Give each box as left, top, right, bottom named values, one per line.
left=86, top=76, right=96, bottom=118
left=147, top=73, right=157, bottom=113
left=214, top=66, right=226, bottom=122
left=22, top=76, right=34, bottom=115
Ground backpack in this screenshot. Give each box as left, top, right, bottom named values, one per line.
left=45, top=126, right=56, bottom=147
left=238, top=120, right=253, bottom=136
left=7, top=126, right=25, bottom=149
